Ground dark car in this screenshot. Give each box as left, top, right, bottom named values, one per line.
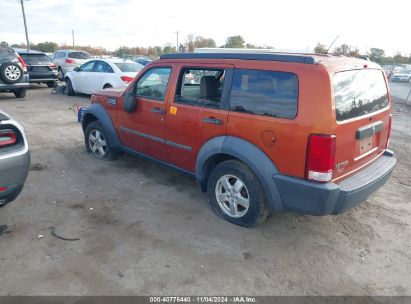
left=0, top=110, right=30, bottom=207
left=15, top=49, right=59, bottom=88
left=0, top=46, right=30, bottom=98
left=135, top=57, right=152, bottom=66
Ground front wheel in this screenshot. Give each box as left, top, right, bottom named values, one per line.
left=65, top=78, right=75, bottom=96
left=84, top=121, right=118, bottom=160
left=207, top=160, right=269, bottom=227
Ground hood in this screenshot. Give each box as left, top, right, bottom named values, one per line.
left=94, top=86, right=126, bottom=98
left=392, top=73, right=411, bottom=77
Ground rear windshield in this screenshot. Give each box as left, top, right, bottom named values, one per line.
left=20, top=54, right=52, bottom=65
left=115, top=62, right=143, bottom=72
left=68, top=52, right=91, bottom=59
left=333, top=69, right=389, bottom=121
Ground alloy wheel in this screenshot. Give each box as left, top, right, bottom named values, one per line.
left=215, top=174, right=250, bottom=218
left=88, top=129, right=107, bottom=158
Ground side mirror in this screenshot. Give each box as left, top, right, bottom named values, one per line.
left=73, top=67, right=80, bottom=72
left=123, top=91, right=137, bottom=113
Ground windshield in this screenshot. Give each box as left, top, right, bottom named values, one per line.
left=115, top=62, right=143, bottom=72
left=68, top=52, right=91, bottom=59
left=20, top=54, right=52, bottom=65
left=333, top=69, right=389, bottom=121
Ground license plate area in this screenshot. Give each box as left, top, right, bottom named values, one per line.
left=360, top=136, right=373, bottom=154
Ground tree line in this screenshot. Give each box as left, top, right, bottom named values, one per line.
left=6, top=35, right=411, bottom=65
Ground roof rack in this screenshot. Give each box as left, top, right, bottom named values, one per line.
left=159, top=52, right=317, bottom=64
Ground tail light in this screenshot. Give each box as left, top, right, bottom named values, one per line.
left=0, top=186, right=7, bottom=192
left=0, top=129, right=17, bottom=147
left=65, top=59, right=76, bottom=64
left=17, top=55, right=27, bottom=72
left=121, top=76, right=134, bottom=83
left=49, top=63, right=57, bottom=68
left=386, top=114, right=392, bottom=149
left=305, top=134, right=336, bottom=182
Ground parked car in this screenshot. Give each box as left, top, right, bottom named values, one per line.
left=0, top=110, right=30, bottom=207
left=14, top=48, right=58, bottom=88
left=64, top=58, right=143, bottom=95
left=0, top=46, right=29, bottom=98
left=51, top=49, right=92, bottom=78
left=81, top=52, right=396, bottom=227
left=390, top=69, right=411, bottom=82
left=135, top=57, right=152, bottom=66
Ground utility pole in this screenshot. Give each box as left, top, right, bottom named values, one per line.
left=175, top=31, right=180, bottom=53
left=19, top=0, right=30, bottom=50
left=72, top=29, right=75, bottom=47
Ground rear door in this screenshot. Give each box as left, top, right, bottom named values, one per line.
left=332, top=68, right=391, bottom=181
left=164, top=63, right=233, bottom=172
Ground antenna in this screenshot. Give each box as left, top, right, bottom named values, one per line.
left=326, top=35, right=340, bottom=54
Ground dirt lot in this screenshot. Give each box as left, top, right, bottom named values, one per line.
left=0, top=85, right=410, bottom=296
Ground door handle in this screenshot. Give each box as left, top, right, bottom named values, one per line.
left=202, top=117, right=223, bottom=125
left=150, top=107, right=164, bottom=114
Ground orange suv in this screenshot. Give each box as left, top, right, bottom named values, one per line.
left=81, top=52, right=396, bottom=227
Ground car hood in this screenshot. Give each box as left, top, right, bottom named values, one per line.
left=392, top=73, right=411, bottom=77
left=94, top=86, right=126, bottom=98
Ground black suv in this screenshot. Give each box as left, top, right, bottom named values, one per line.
left=15, top=48, right=58, bottom=88
left=0, top=46, right=29, bottom=98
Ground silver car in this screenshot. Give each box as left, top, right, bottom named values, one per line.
left=0, top=110, right=30, bottom=207
left=51, top=49, right=92, bottom=78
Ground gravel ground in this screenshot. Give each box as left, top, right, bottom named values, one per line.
left=0, top=85, right=410, bottom=296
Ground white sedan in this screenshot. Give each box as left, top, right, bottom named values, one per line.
left=64, top=58, right=144, bottom=95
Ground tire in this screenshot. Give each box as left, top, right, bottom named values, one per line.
left=84, top=121, right=118, bottom=160
left=207, top=160, right=269, bottom=227
left=13, top=88, right=27, bottom=98
left=0, top=62, right=23, bottom=84
left=58, top=67, right=64, bottom=80
left=103, top=84, right=112, bottom=89
left=46, top=81, right=55, bottom=88
left=65, top=77, right=75, bottom=96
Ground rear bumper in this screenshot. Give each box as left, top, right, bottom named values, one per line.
left=273, top=152, right=396, bottom=215
left=0, top=149, right=30, bottom=206
left=28, top=71, right=59, bottom=82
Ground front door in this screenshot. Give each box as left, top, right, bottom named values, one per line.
left=165, top=63, right=234, bottom=172
left=74, top=60, right=96, bottom=93
left=117, top=66, right=172, bottom=161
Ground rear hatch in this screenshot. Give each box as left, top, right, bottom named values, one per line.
left=332, top=68, right=391, bottom=182
left=68, top=51, right=91, bottom=67
left=20, top=53, right=55, bottom=73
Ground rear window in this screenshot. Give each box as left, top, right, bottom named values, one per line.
left=333, top=69, right=389, bottom=121
left=230, top=69, right=298, bottom=119
left=114, top=62, right=143, bottom=72
left=20, top=54, right=52, bottom=65
left=68, top=52, right=91, bottom=59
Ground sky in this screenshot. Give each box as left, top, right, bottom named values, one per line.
left=0, top=0, right=410, bottom=55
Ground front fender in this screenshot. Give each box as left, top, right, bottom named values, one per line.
left=196, top=136, right=284, bottom=212
left=81, top=103, right=120, bottom=149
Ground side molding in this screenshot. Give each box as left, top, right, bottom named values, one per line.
left=196, top=136, right=284, bottom=212
left=81, top=103, right=121, bottom=149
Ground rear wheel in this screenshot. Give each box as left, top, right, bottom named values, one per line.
left=13, top=88, right=27, bottom=98
left=85, top=121, right=117, bottom=160
left=58, top=67, right=64, bottom=80
left=65, top=78, right=75, bottom=96
left=0, top=62, right=23, bottom=84
left=103, top=84, right=112, bottom=89
left=207, top=160, right=269, bottom=227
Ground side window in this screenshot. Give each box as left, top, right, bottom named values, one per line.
left=230, top=69, right=298, bottom=119
left=55, top=52, right=64, bottom=59
left=135, top=67, right=171, bottom=101
left=79, top=61, right=96, bottom=72
left=94, top=61, right=114, bottom=73
left=175, top=68, right=225, bottom=108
